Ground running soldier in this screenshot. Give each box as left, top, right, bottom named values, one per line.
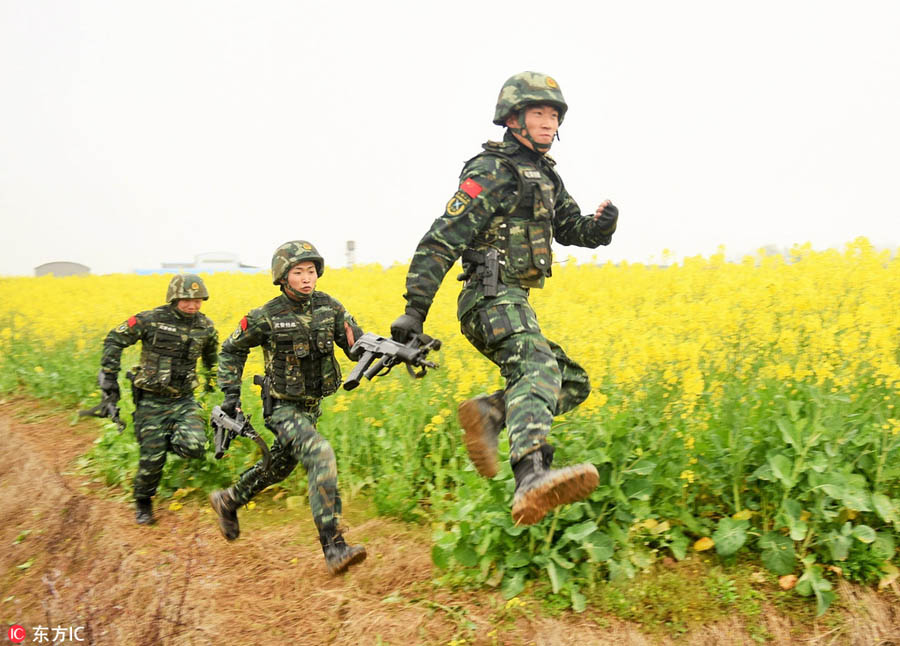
left=209, top=241, right=367, bottom=575
left=100, top=274, right=218, bottom=524
left=390, top=72, right=620, bottom=525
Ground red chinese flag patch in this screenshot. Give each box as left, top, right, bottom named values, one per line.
left=127, top=316, right=138, bottom=328
left=460, top=178, right=483, bottom=198
left=240, top=317, right=248, bottom=331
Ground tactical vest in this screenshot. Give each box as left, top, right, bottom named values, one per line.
left=261, top=293, right=341, bottom=400
left=468, top=141, right=559, bottom=289
left=133, top=306, right=210, bottom=395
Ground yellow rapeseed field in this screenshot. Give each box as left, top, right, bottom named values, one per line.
left=2, top=237, right=900, bottom=423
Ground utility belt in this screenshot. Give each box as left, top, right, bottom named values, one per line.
left=255, top=374, right=319, bottom=417
left=458, top=248, right=501, bottom=297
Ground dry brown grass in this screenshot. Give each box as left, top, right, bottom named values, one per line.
left=1, top=398, right=898, bottom=646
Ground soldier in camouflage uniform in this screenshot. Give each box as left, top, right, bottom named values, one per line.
left=209, top=241, right=367, bottom=575
left=391, top=72, right=620, bottom=526
left=100, top=274, right=219, bottom=525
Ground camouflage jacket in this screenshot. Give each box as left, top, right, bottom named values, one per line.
left=101, top=304, right=219, bottom=397
left=219, top=291, right=363, bottom=402
left=403, top=130, right=617, bottom=321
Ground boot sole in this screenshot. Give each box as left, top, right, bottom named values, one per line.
left=209, top=492, right=240, bottom=541
left=458, top=399, right=499, bottom=479
left=512, top=463, right=599, bottom=526
left=328, top=547, right=367, bottom=575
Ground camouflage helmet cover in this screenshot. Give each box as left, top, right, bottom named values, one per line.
left=271, top=240, right=325, bottom=284
left=166, top=274, right=209, bottom=302
left=493, top=71, right=568, bottom=126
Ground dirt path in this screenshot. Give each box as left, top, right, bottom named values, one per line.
left=1, top=398, right=898, bottom=646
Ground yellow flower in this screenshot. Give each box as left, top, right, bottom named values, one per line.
left=694, top=537, right=715, bottom=552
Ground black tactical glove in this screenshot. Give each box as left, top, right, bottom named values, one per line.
left=221, top=390, right=241, bottom=418
left=97, top=370, right=120, bottom=403
left=594, top=201, right=618, bottom=234
left=390, top=311, right=424, bottom=343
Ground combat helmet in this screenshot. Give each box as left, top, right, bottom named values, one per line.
left=166, top=274, right=209, bottom=302
left=493, top=72, right=568, bottom=126
left=271, top=240, right=324, bottom=284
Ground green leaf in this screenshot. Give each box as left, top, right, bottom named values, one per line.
left=501, top=570, right=526, bottom=600
left=431, top=544, right=450, bottom=570
left=630, top=549, right=654, bottom=570
left=623, top=478, right=653, bottom=501
left=624, top=460, right=657, bottom=476
left=503, top=524, right=528, bottom=537
left=562, top=520, right=597, bottom=543
left=796, top=560, right=835, bottom=617
left=779, top=499, right=808, bottom=541
left=546, top=560, right=562, bottom=594
left=751, top=463, right=775, bottom=482
left=872, top=532, right=896, bottom=561
left=768, top=453, right=796, bottom=489
left=839, top=488, right=872, bottom=512
left=777, top=417, right=801, bottom=449
left=668, top=528, right=689, bottom=561
left=851, top=524, right=877, bottom=544
left=550, top=552, right=576, bottom=570
left=583, top=532, right=615, bottom=563
left=475, top=530, right=494, bottom=556
left=453, top=544, right=479, bottom=567
left=758, top=532, right=796, bottom=575
left=505, top=551, right=530, bottom=569
left=571, top=587, right=587, bottom=613
left=872, top=494, right=899, bottom=525
left=608, top=557, right=636, bottom=582
left=823, top=530, right=851, bottom=561
left=16, top=558, right=34, bottom=570
left=712, top=517, right=748, bottom=556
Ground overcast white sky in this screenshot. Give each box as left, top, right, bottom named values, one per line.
left=1, top=1, right=898, bottom=276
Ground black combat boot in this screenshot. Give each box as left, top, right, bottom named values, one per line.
left=511, top=444, right=599, bottom=526
left=318, top=522, right=367, bottom=575
left=458, top=390, right=505, bottom=478
left=209, top=488, right=240, bottom=541
left=135, top=498, right=154, bottom=525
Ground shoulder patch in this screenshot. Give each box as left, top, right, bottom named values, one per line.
left=127, top=316, right=138, bottom=328
left=240, top=317, right=248, bottom=331
left=460, top=178, right=483, bottom=199
left=445, top=191, right=471, bottom=216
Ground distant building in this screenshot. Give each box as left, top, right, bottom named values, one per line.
left=136, top=252, right=262, bottom=275
left=35, top=261, right=90, bottom=277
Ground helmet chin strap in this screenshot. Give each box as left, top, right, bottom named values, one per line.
left=514, top=109, right=553, bottom=154
left=281, top=281, right=310, bottom=301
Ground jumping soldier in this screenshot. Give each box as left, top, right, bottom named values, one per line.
left=209, top=240, right=367, bottom=575
left=100, top=274, right=219, bottom=525
left=390, top=72, right=620, bottom=525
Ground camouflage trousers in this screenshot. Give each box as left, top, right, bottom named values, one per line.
left=230, top=400, right=341, bottom=532
left=133, top=392, right=207, bottom=499
left=459, top=286, right=591, bottom=463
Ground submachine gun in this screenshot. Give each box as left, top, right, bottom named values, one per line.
left=210, top=406, right=272, bottom=471
left=343, top=332, right=441, bottom=391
